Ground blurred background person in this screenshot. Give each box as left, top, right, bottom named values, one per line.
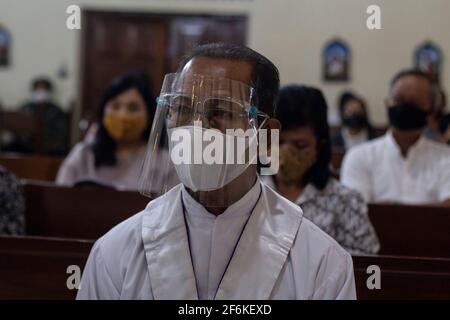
left=0, top=166, right=25, bottom=235
left=21, top=76, right=69, bottom=155
left=341, top=69, right=450, bottom=205
left=263, top=85, right=379, bottom=254
left=332, top=91, right=377, bottom=151
left=424, top=86, right=447, bottom=142
left=56, top=70, right=172, bottom=191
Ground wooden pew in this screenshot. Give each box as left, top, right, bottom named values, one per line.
left=0, top=235, right=94, bottom=299
left=368, top=204, right=450, bottom=258
left=23, top=180, right=150, bottom=239
left=2, top=236, right=449, bottom=300
left=0, top=110, right=36, bottom=137
left=0, top=153, right=63, bottom=181
left=353, top=254, right=450, bottom=300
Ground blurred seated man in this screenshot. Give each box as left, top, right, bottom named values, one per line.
left=21, top=77, right=69, bottom=155
left=332, top=91, right=377, bottom=151
left=341, top=69, right=450, bottom=206
left=77, top=43, right=356, bottom=300
left=0, top=166, right=25, bottom=235
left=263, top=85, right=379, bottom=254
left=424, top=86, right=447, bottom=142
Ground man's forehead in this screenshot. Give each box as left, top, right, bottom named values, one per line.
left=179, top=57, right=253, bottom=84
left=392, top=75, right=432, bottom=94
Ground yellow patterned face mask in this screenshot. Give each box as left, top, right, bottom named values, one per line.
left=103, top=114, right=148, bottom=143
left=276, top=143, right=316, bottom=186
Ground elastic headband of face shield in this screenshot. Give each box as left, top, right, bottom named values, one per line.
left=138, top=73, right=270, bottom=207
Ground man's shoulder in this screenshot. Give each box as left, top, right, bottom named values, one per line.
left=96, top=210, right=146, bottom=259
left=343, top=135, right=387, bottom=167
left=283, top=218, right=351, bottom=292
left=262, top=182, right=350, bottom=261
left=262, top=181, right=303, bottom=219
left=348, top=134, right=386, bottom=156
left=298, top=217, right=351, bottom=259
left=96, top=185, right=183, bottom=257
left=422, top=138, right=450, bottom=159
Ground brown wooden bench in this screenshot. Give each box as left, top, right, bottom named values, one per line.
left=23, top=180, right=150, bottom=239
left=353, top=254, right=450, bottom=300
left=368, top=204, right=450, bottom=258
left=0, top=153, right=63, bottom=181
left=0, top=235, right=94, bottom=299
left=0, top=110, right=36, bottom=137
left=1, top=235, right=449, bottom=300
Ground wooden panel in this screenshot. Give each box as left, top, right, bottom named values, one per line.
left=353, top=254, right=450, bottom=300
left=0, top=153, right=63, bottom=181
left=23, top=181, right=150, bottom=239
left=81, top=11, right=167, bottom=123
left=2, top=237, right=449, bottom=300
left=368, top=204, right=450, bottom=258
left=167, top=15, right=247, bottom=71
left=0, top=111, right=36, bottom=137
left=0, top=235, right=94, bottom=300
left=78, top=11, right=248, bottom=142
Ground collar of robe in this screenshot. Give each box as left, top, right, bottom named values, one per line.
left=141, top=181, right=303, bottom=300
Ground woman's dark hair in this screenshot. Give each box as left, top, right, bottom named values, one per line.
left=276, top=85, right=331, bottom=190
left=338, top=91, right=371, bottom=122
left=438, top=113, right=450, bottom=134
left=31, top=77, right=53, bottom=91
left=92, top=70, right=156, bottom=168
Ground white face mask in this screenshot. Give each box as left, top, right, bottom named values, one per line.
left=31, top=89, right=51, bottom=104
left=168, top=125, right=257, bottom=192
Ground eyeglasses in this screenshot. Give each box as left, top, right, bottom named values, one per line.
left=159, top=94, right=269, bottom=131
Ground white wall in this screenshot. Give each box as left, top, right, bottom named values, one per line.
left=0, top=0, right=449, bottom=125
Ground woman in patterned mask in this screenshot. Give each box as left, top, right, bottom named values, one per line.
left=263, top=85, right=380, bottom=254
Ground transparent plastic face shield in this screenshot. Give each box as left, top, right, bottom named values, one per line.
left=138, top=73, right=270, bottom=207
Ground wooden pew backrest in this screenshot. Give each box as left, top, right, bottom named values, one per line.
left=23, top=181, right=150, bottom=239
left=0, top=111, right=36, bottom=137
left=0, top=153, right=63, bottom=181
left=368, top=204, right=450, bottom=258
left=2, top=236, right=449, bottom=300
left=353, top=254, right=450, bottom=300
left=0, top=235, right=94, bottom=299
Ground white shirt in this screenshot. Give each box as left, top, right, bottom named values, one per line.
left=77, top=180, right=356, bottom=300
left=341, top=128, right=369, bottom=150
left=341, top=131, right=450, bottom=204
left=181, top=180, right=261, bottom=300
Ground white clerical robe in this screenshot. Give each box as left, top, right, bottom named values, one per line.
left=76, top=179, right=356, bottom=300
left=181, top=179, right=261, bottom=300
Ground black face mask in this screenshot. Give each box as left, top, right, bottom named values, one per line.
left=343, top=114, right=367, bottom=130
left=388, top=102, right=429, bottom=130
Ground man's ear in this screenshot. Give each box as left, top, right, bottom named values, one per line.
left=257, top=118, right=280, bottom=175
left=263, top=118, right=281, bottom=149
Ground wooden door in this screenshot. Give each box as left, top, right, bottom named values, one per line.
left=81, top=11, right=167, bottom=123
left=78, top=11, right=247, bottom=144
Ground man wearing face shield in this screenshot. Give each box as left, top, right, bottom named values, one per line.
left=341, top=69, right=450, bottom=205
left=77, top=43, right=356, bottom=300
